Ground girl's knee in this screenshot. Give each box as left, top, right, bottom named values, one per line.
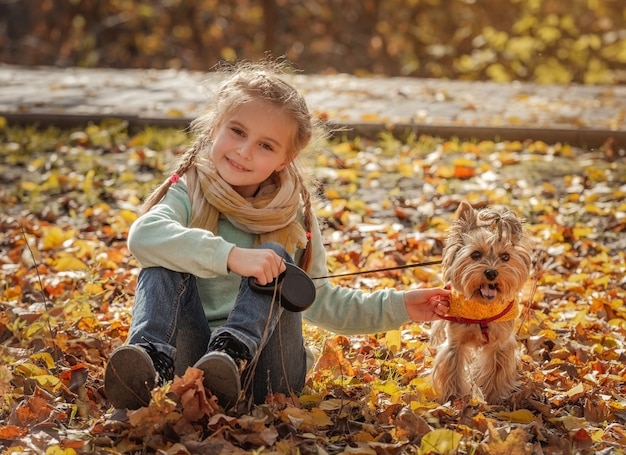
left=137, top=267, right=194, bottom=290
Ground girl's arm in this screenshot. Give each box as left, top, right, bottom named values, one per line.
left=127, top=181, right=234, bottom=278
left=303, top=216, right=449, bottom=334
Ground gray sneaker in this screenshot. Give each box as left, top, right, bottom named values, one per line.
left=193, top=351, right=241, bottom=409
left=104, top=343, right=174, bottom=410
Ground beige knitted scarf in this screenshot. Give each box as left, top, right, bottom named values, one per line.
left=187, top=154, right=308, bottom=256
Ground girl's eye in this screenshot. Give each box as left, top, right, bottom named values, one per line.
left=500, top=253, right=510, bottom=262
left=260, top=142, right=274, bottom=151
left=231, top=127, right=244, bottom=136
left=470, top=251, right=482, bottom=260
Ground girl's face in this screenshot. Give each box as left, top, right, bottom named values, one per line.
left=211, top=100, right=296, bottom=197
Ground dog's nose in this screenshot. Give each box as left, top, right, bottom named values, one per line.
left=484, top=269, right=498, bottom=281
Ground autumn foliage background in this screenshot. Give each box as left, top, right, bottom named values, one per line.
left=1, top=124, right=625, bottom=453
left=0, top=0, right=625, bottom=84
left=1, top=0, right=626, bottom=453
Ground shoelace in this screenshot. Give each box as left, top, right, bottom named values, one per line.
left=210, top=335, right=251, bottom=371
left=143, top=338, right=175, bottom=385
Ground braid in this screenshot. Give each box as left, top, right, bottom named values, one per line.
left=139, top=140, right=204, bottom=215
left=291, top=163, right=316, bottom=272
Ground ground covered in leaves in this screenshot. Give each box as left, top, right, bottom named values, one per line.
left=0, top=121, right=625, bottom=454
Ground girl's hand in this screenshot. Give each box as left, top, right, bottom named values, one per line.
left=404, top=288, right=450, bottom=322
left=227, top=246, right=287, bottom=285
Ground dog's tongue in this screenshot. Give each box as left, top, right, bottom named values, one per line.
left=480, top=284, right=498, bottom=299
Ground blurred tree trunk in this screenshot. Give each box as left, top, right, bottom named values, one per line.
left=0, top=0, right=32, bottom=61
left=262, top=0, right=276, bottom=54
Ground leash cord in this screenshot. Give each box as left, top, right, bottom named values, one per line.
left=311, top=259, right=442, bottom=280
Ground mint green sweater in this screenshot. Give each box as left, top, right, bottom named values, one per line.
left=127, top=181, right=410, bottom=334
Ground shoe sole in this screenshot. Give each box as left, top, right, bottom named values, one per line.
left=104, top=345, right=156, bottom=410
left=193, top=351, right=241, bottom=409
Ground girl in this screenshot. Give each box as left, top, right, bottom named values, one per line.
left=104, top=60, right=450, bottom=412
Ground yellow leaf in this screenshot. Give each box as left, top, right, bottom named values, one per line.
left=485, top=422, right=530, bottom=453
left=452, top=158, right=474, bottom=167
left=318, top=398, right=348, bottom=411
left=118, top=171, right=137, bottom=183
left=28, top=157, right=46, bottom=171
left=281, top=407, right=313, bottom=430
left=46, top=445, right=77, bottom=455
left=486, top=63, right=512, bottom=82
left=167, top=108, right=184, bottom=118
left=33, top=374, right=63, bottom=393
left=593, top=275, right=610, bottom=288
left=352, top=431, right=375, bottom=442
left=434, top=165, right=454, bottom=178
left=20, top=181, right=40, bottom=192
left=536, top=24, right=561, bottom=44
left=43, top=170, right=61, bottom=191
left=506, top=36, right=538, bottom=62
left=73, top=239, right=96, bottom=259
left=53, top=255, right=88, bottom=271
left=332, top=142, right=353, bottom=154
left=566, top=382, right=585, bottom=398
left=84, top=282, right=104, bottom=295
left=15, top=362, right=47, bottom=377
left=568, top=273, right=587, bottom=283
left=397, top=163, right=414, bottom=177
left=41, top=226, right=73, bottom=250
left=538, top=329, right=558, bottom=340
left=325, top=188, right=341, bottom=200
left=549, top=414, right=586, bottom=431
left=496, top=409, right=535, bottom=423
left=384, top=330, right=402, bottom=354
left=591, top=428, right=605, bottom=443
left=220, top=46, right=237, bottom=61
left=336, top=168, right=359, bottom=183
left=83, top=168, right=95, bottom=195
left=361, top=112, right=381, bottom=122
left=375, top=380, right=400, bottom=397
left=31, top=352, right=55, bottom=369
left=310, top=408, right=333, bottom=427
left=409, top=377, right=437, bottom=399
left=584, top=204, right=605, bottom=216
left=419, top=428, right=462, bottom=455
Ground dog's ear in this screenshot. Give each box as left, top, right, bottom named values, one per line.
left=442, top=201, right=476, bottom=280
left=455, top=201, right=476, bottom=227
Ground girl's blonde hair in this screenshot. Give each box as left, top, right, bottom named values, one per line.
left=141, top=59, right=324, bottom=271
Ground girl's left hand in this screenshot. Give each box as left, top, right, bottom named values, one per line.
left=404, top=288, right=450, bottom=322
left=228, top=246, right=287, bottom=285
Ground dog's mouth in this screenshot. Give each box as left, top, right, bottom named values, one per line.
left=479, top=283, right=499, bottom=300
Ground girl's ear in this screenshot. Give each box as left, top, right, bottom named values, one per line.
left=276, top=161, right=288, bottom=172
left=275, top=154, right=294, bottom=172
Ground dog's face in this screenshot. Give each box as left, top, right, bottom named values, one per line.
left=442, top=201, right=532, bottom=304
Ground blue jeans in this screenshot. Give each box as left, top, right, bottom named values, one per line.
left=127, top=242, right=308, bottom=404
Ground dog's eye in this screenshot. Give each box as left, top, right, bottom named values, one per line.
left=501, top=253, right=510, bottom=261
left=471, top=251, right=482, bottom=260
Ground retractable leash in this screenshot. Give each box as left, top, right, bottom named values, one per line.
left=249, top=259, right=443, bottom=312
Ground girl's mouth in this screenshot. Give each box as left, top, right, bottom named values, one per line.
left=227, top=157, right=250, bottom=172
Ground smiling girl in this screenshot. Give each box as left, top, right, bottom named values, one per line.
left=104, top=60, right=449, bottom=413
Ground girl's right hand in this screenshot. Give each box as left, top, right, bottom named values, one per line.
left=227, top=246, right=287, bottom=285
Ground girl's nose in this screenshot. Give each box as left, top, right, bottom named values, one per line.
left=238, top=142, right=253, bottom=159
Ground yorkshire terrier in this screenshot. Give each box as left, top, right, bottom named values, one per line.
left=430, top=201, right=533, bottom=404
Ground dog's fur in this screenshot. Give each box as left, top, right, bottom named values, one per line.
left=431, top=201, right=533, bottom=403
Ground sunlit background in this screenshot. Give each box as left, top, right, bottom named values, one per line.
left=0, top=0, right=624, bottom=84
